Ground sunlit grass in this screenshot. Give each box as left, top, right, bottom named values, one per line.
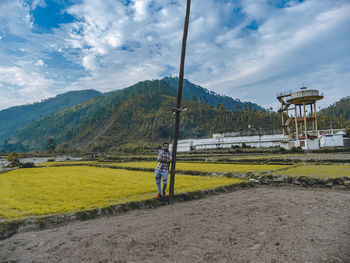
left=274, top=164, right=350, bottom=178
left=228, top=153, right=318, bottom=160
left=0, top=166, right=244, bottom=219
left=113, top=161, right=287, bottom=173
left=38, top=160, right=100, bottom=167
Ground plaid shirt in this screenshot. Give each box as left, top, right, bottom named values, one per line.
left=156, top=150, right=172, bottom=172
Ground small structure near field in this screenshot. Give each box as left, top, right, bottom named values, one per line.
left=177, top=132, right=288, bottom=152
left=277, top=87, right=324, bottom=150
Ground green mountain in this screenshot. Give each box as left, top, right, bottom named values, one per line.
left=319, top=96, right=350, bottom=120
left=0, top=89, right=101, bottom=144
left=3, top=80, right=279, bottom=153
left=318, top=96, right=350, bottom=129
left=163, top=77, right=263, bottom=111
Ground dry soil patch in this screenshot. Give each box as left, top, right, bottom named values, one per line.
left=1, top=186, right=349, bottom=263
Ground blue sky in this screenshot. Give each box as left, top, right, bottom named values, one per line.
left=0, top=0, right=349, bottom=111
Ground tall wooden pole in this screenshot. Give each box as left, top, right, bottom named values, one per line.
left=294, top=106, right=298, bottom=139
left=169, top=0, right=191, bottom=205
left=303, top=102, right=307, bottom=138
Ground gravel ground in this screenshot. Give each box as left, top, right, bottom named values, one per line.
left=1, top=186, right=349, bottom=263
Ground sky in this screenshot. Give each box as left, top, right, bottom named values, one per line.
left=0, top=0, right=349, bottom=111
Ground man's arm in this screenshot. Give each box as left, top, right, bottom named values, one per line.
left=161, top=153, right=172, bottom=163
left=157, top=151, right=162, bottom=162
left=159, top=153, right=172, bottom=163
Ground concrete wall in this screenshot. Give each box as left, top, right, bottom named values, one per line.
left=177, top=132, right=345, bottom=152
left=177, top=133, right=289, bottom=152
left=305, top=138, right=320, bottom=150
left=320, top=134, right=344, bottom=147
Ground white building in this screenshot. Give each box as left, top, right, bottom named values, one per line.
left=177, top=133, right=290, bottom=152
left=176, top=130, right=345, bottom=152
left=319, top=130, right=345, bottom=148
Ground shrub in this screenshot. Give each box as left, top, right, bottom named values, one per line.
left=345, top=127, right=350, bottom=137
left=20, top=162, right=35, bottom=168
left=231, top=145, right=240, bottom=149
left=290, top=147, right=304, bottom=153
left=7, top=151, right=22, bottom=167
left=278, top=147, right=286, bottom=153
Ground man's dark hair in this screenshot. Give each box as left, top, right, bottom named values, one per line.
left=163, top=142, right=169, bottom=146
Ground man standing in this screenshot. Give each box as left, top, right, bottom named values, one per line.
left=155, top=142, right=172, bottom=199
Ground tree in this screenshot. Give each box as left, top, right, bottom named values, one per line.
left=7, top=151, right=22, bottom=167
left=46, top=138, right=56, bottom=152
left=194, top=127, right=205, bottom=138
left=345, top=127, right=350, bottom=137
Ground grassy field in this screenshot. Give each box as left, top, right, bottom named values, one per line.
left=274, top=164, right=350, bottom=179
left=112, top=161, right=288, bottom=173
left=37, top=160, right=350, bottom=179
left=0, top=166, right=244, bottom=219
left=38, top=160, right=100, bottom=167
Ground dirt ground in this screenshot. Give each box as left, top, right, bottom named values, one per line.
left=1, top=186, right=349, bottom=263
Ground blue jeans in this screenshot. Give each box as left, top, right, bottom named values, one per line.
left=155, top=170, right=169, bottom=194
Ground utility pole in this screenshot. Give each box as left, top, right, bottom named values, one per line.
left=168, top=0, right=191, bottom=204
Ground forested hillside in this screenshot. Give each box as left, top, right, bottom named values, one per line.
left=3, top=80, right=279, bottom=153
left=318, top=96, right=350, bottom=129
left=163, top=77, right=263, bottom=111
left=0, top=89, right=101, bottom=144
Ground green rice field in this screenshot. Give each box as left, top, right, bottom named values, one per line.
left=0, top=166, right=244, bottom=219
left=112, top=161, right=287, bottom=173
left=274, top=164, right=350, bottom=179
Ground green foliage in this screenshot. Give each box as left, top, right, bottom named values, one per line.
left=345, top=127, right=350, bottom=137
left=7, top=151, right=22, bottom=167
left=318, top=96, right=350, bottom=129
left=278, top=147, right=286, bottom=153
left=46, top=138, right=56, bottom=152
left=290, top=147, right=304, bottom=153
left=1, top=141, right=25, bottom=153
left=20, top=162, right=35, bottom=168
left=320, top=96, right=350, bottom=119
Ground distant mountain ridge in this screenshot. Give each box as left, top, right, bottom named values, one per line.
left=319, top=96, right=350, bottom=120
left=0, top=77, right=263, bottom=146
left=163, top=77, right=264, bottom=111
left=0, top=90, right=101, bottom=143
left=317, top=96, right=350, bottom=130
left=1, top=79, right=279, bottom=153
left=1, top=78, right=348, bottom=153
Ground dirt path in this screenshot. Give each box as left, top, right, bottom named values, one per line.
left=1, top=186, right=349, bottom=263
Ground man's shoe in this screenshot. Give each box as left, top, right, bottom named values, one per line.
left=156, top=194, right=161, bottom=199
left=162, top=193, right=166, bottom=198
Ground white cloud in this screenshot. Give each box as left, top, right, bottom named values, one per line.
left=133, top=0, right=151, bottom=22
left=195, top=0, right=350, bottom=108
left=0, top=66, right=54, bottom=93
left=0, top=0, right=349, bottom=111
left=82, top=53, right=96, bottom=71
left=34, top=59, right=44, bottom=66
left=0, top=1, right=33, bottom=36
left=30, top=0, right=46, bottom=10
left=0, top=65, right=55, bottom=109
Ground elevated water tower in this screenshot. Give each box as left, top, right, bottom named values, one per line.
left=277, top=87, right=323, bottom=149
